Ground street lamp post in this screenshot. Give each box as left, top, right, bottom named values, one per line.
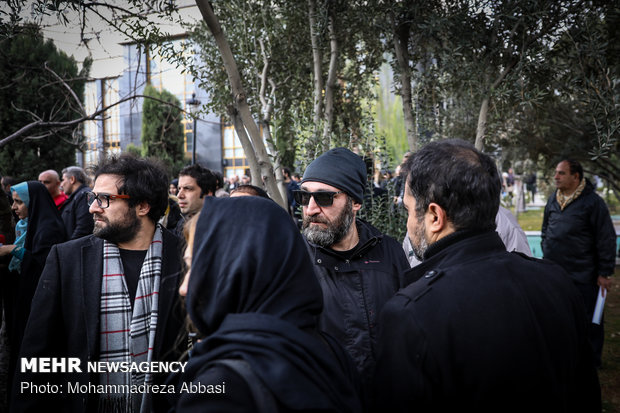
left=186, top=92, right=201, bottom=165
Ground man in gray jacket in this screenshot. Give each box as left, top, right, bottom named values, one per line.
left=297, top=147, right=409, bottom=396
left=60, top=166, right=94, bottom=239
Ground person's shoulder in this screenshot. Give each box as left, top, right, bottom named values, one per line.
left=396, top=266, right=449, bottom=307
left=74, top=185, right=90, bottom=197
left=357, top=219, right=384, bottom=238
left=358, top=219, right=404, bottom=249
left=50, top=235, right=100, bottom=260
left=57, top=234, right=98, bottom=248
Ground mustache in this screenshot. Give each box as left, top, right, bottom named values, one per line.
left=305, top=215, right=330, bottom=225
left=93, top=214, right=108, bottom=222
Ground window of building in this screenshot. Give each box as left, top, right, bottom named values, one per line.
left=103, top=78, right=121, bottom=157
left=83, top=81, right=99, bottom=166
left=222, top=125, right=248, bottom=179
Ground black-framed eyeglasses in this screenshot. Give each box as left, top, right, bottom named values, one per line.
left=86, top=191, right=130, bottom=209
left=293, top=190, right=345, bottom=207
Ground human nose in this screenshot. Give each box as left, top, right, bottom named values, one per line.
left=305, top=194, right=322, bottom=215
left=89, top=199, right=103, bottom=214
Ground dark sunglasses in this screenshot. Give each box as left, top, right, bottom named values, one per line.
left=86, top=191, right=130, bottom=209
left=293, top=190, right=345, bottom=207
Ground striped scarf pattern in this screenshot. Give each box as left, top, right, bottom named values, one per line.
left=98, top=225, right=163, bottom=412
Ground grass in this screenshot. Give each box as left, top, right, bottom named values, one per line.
left=515, top=208, right=545, bottom=231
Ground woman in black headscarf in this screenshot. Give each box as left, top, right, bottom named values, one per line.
left=0, top=181, right=67, bottom=391
left=176, top=196, right=362, bottom=413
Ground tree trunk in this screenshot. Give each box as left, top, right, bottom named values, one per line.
left=321, top=10, right=338, bottom=152
left=307, top=0, right=323, bottom=158
left=474, top=95, right=489, bottom=151
left=258, top=39, right=288, bottom=204
left=392, top=14, right=417, bottom=151
left=196, top=0, right=285, bottom=209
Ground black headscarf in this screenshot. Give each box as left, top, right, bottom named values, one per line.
left=5, top=181, right=67, bottom=385
left=15, top=181, right=67, bottom=320
left=184, top=196, right=361, bottom=412
left=22, top=181, right=68, bottom=270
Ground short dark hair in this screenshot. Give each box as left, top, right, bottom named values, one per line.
left=213, top=170, right=224, bottom=190
left=561, top=159, right=583, bottom=181
left=62, top=166, right=88, bottom=185
left=282, top=167, right=292, bottom=178
left=94, top=154, right=169, bottom=223
left=231, top=184, right=270, bottom=199
left=179, top=164, right=217, bottom=197
left=405, top=139, right=500, bottom=232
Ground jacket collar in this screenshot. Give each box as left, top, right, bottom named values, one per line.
left=402, top=230, right=505, bottom=288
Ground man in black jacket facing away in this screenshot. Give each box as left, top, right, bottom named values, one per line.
left=297, top=147, right=409, bottom=397
left=542, top=159, right=616, bottom=368
left=60, top=166, right=94, bottom=239
left=374, top=140, right=600, bottom=412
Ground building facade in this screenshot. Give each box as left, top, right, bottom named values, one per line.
left=79, top=37, right=248, bottom=178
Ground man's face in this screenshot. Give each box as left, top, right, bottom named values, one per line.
left=89, top=174, right=140, bottom=244
left=301, top=181, right=356, bottom=248
left=403, top=185, right=428, bottom=261
left=60, top=174, right=75, bottom=196
left=177, top=175, right=204, bottom=216
left=38, top=172, right=60, bottom=195
left=554, top=161, right=580, bottom=192
left=11, top=191, right=28, bottom=220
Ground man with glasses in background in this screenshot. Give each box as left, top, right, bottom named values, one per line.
left=13, top=155, right=186, bottom=413
left=297, top=147, right=409, bottom=401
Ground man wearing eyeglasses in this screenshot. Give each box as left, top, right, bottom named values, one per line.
left=14, top=155, right=186, bottom=413
left=297, top=147, right=409, bottom=400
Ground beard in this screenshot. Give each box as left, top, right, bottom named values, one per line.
left=409, top=217, right=429, bottom=261
left=93, top=209, right=141, bottom=244
left=302, top=197, right=355, bottom=248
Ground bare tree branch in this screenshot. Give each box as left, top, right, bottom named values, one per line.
left=1, top=93, right=187, bottom=148
left=44, top=62, right=86, bottom=115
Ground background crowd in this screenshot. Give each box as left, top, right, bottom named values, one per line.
left=0, top=140, right=617, bottom=412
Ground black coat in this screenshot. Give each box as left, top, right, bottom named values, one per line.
left=542, top=179, right=616, bottom=284
left=373, top=230, right=601, bottom=412
left=305, top=219, right=409, bottom=391
left=177, top=196, right=362, bottom=413
left=60, top=184, right=94, bottom=240
left=11, top=228, right=187, bottom=413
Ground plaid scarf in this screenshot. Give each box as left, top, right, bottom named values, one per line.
left=98, top=225, right=163, bottom=413
left=556, top=178, right=586, bottom=211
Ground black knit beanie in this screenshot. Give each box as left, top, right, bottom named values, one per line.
left=301, top=147, right=367, bottom=203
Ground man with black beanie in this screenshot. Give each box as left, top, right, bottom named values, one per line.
left=297, top=147, right=409, bottom=401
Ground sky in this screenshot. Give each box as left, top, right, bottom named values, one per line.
left=4, top=0, right=200, bottom=79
